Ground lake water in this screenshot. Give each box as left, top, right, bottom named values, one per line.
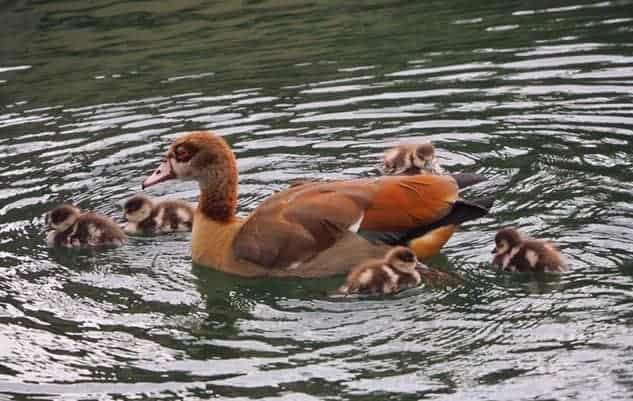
left=2, top=0, right=633, bottom=400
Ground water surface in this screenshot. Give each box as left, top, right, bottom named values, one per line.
left=2, top=0, right=633, bottom=400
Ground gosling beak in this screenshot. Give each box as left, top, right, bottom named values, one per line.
left=380, top=164, right=395, bottom=175
left=383, top=165, right=407, bottom=176
left=142, top=159, right=175, bottom=189
left=491, top=247, right=497, bottom=254
left=415, top=261, right=429, bottom=271
left=394, top=167, right=408, bottom=175
left=43, top=213, right=51, bottom=233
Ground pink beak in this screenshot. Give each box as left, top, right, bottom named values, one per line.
left=142, top=160, right=175, bottom=189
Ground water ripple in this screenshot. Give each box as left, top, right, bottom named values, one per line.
left=1, top=0, right=633, bottom=399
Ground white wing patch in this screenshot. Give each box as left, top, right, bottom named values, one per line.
left=525, top=249, right=540, bottom=268
left=176, top=207, right=193, bottom=231
left=383, top=148, right=400, bottom=165
left=381, top=265, right=399, bottom=285
left=88, top=224, right=101, bottom=239
left=176, top=207, right=191, bottom=223
left=410, top=269, right=422, bottom=286
left=429, top=159, right=445, bottom=175
left=502, top=245, right=522, bottom=271
left=154, top=207, right=166, bottom=232
left=348, top=213, right=364, bottom=233
left=288, top=261, right=301, bottom=270
left=358, top=269, right=373, bottom=286
left=46, top=231, right=55, bottom=246
left=124, top=222, right=138, bottom=234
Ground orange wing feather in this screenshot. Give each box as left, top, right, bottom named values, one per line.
left=361, top=175, right=459, bottom=231
left=234, top=175, right=459, bottom=268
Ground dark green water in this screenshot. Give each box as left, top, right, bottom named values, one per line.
left=2, top=0, right=633, bottom=399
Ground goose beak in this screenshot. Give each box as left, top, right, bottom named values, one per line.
left=142, top=159, right=175, bottom=189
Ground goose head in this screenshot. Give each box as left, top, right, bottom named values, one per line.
left=142, top=132, right=238, bottom=221
left=143, top=132, right=236, bottom=188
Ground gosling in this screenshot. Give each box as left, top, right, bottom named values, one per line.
left=383, top=142, right=444, bottom=176
left=339, top=246, right=423, bottom=295
left=492, top=227, right=567, bottom=273
left=123, top=194, right=194, bottom=235
left=46, top=204, right=126, bottom=247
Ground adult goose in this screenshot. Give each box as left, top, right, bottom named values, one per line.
left=142, top=131, right=493, bottom=278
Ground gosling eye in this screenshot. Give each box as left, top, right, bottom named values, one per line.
left=400, top=251, right=415, bottom=263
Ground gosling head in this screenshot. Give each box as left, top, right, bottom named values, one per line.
left=493, top=227, right=523, bottom=256
left=384, top=246, right=420, bottom=274
left=123, top=195, right=153, bottom=223
left=382, top=142, right=437, bottom=175
left=414, top=142, right=436, bottom=165
left=47, top=204, right=81, bottom=233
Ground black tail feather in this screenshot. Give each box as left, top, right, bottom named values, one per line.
left=359, top=196, right=495, bottom=246
left=451, top=173, right=488, bottom=190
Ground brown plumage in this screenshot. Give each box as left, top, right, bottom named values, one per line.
left=46, top=204, right=126, bottom=248
left=340, top=246, right=463, bottom=294
left=46, top=204, right=81, bottom=247
left=383, top=142, right=444, bottom=176
left=492, top=227, right=567, bottom=273
left=339, top=246, right=422, bottom=295
left=123, top=194, right=194, bottom=235
left=141, top=131, right=491, bottom=278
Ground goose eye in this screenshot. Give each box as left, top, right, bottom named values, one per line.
left=172, top=144, right=197, bottom=163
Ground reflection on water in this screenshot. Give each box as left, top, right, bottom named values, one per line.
left=2, top=0, right=633, bottom=399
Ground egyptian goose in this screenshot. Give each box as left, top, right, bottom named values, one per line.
left=46, top=204, right=127, bottom=247
left=339, top=246, right=422, bottom=295
left=142, top=131, right=492, bottom=278
left=383, top=142, right=444, bottom=176
left=492, top=227, right=567, bottom=273
left=123, top=194, right=194, bottom=235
